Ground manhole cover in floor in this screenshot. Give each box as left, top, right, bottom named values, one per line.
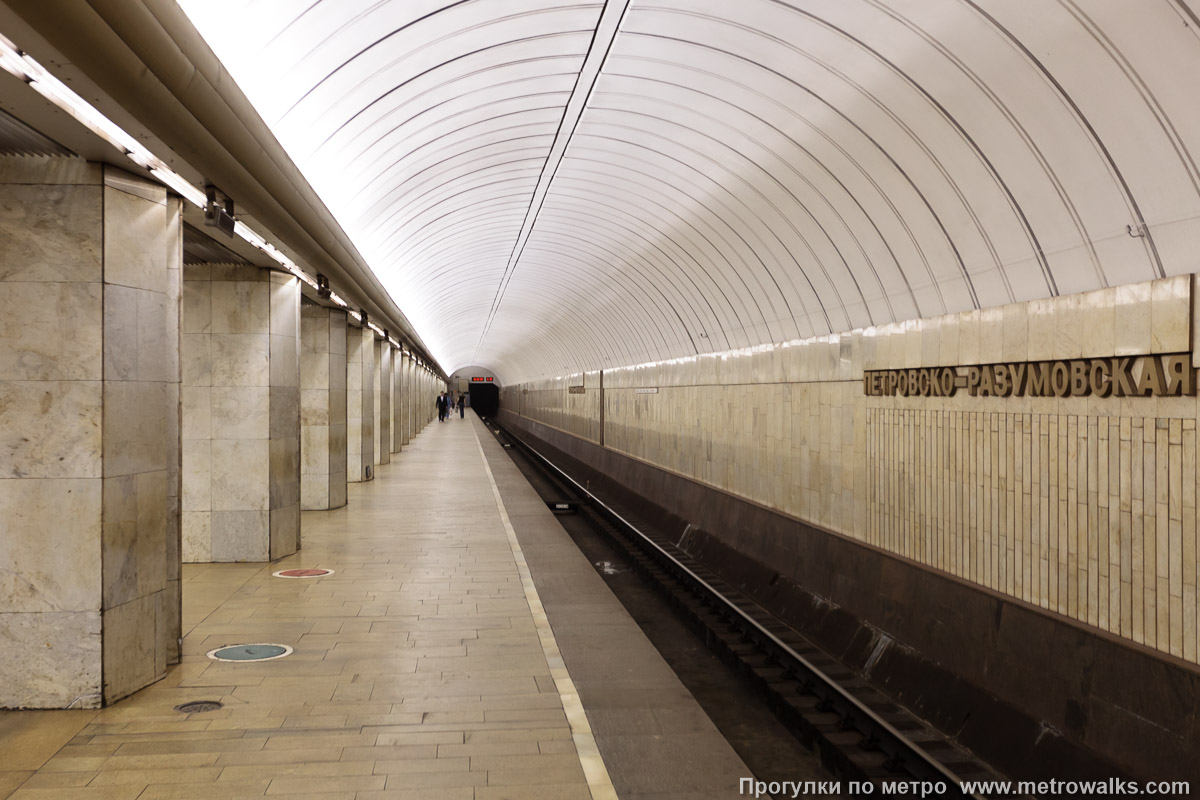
left=206, top=643, right=293, bottom=662
left=272, top=568, right=335, bottom=579
left=174, top=701, right=223, bottom=713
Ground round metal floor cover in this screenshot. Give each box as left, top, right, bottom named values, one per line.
left=206, top=643, right=293, bottom=662
left=272, top=568, right=335, bottom=579
left=174, top=700, right=223, bottom=713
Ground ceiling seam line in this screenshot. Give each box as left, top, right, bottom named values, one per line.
left=471, top=0, right=634, bottom=364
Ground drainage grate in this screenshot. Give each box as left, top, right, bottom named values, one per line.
left=206, top=643, right=293, bottom=662
left=272, top=568, right=335, bottom=579
left=174, top=700, right=223, bottom=713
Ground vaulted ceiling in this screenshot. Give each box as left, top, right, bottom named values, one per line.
left=177, top=0, right=1200, bottom=382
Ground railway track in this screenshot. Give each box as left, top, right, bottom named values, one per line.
left=486, top=418, right=1021, bottom=800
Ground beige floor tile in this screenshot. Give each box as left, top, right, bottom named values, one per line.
left=94, top=752, right=220, bottom=770
left=381, top=771, right=488, bottom=790
left=356, top=789, right=473, bottom=800
left=264, top=774, right=384, bottom=793
left=137, top=782, right=269, bottom=799
left=436, top=741, right=539, bottom=757
left=339, top=744, right=438, bottom=761
left=475, top=785, right=592, bottom=800
left=9, top=787, right=145, bottom=800
left=88, top=766, right=222, bottom=785
left=15, top=772, right=91, bottom=790
left=36, top=757, right=108, bottom=773
left=0, top=711, right=97, bottom=770
left=0, top=772, right=33, bottom=800
left=213, top=748, right=343, bottom=767
left=371, top=757, right=469, bottom=774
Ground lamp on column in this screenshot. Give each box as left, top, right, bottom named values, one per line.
left=203, top=185, right=236, bottom=237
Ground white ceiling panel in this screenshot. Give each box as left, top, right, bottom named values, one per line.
left=178, top=0, right=1200, bottom=382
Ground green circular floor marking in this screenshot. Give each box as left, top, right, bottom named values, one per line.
left=206, top=643, right=293, bottom=662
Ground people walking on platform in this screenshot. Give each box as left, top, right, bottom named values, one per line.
left=458, top=393, right=465, bottom=418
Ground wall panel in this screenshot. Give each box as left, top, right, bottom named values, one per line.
left=504, top=275, right=1200, bottom=667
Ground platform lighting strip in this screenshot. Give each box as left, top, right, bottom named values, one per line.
left=0, top=34, right=438, bottom=373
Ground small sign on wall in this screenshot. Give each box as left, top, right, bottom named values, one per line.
left=568, top=385, right=585, bottom=394
left=635, top=387, right=659, bottom=394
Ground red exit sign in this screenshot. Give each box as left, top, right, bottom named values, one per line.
left=471, top=377, right=494, bottom=382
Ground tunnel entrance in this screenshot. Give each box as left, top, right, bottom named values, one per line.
left=469, top=383, right=499, bottom=417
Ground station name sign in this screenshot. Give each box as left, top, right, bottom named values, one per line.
left=863, top=354, right=1195, bottom=398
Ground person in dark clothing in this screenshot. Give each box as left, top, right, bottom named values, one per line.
left=457, top=393, right=465, bottom=418
left=436, top=392, right=446, bottom=422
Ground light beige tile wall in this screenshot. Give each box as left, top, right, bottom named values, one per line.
left=507, top=275, right=1200, bottom=665
left=300, top=305, right=348, bottom=510
left=517, top=371, right=604, bottom=444
left=347, top=325, right=374, bottom=481
left=0, top=159, right=180, bottom=707
left=181, top=264, right=300, bottom=562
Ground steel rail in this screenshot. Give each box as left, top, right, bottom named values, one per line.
left=492, top=420, right=988, bottom=799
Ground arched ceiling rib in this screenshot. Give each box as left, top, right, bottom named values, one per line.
left=178, top=0, right=1200, bottom=383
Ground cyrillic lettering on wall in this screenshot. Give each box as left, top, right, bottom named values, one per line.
left=863, top=354, right=1195, bottom=398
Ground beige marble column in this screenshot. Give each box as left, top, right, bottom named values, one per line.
left=392, top=349, right=405, bottom=453
left=163, top=196, right=184, bottom=669
left=347, top=324, right=375, bottom=481
left=402, top=354, right=414, bottom=446
left=376, top=340, right=391, bottom=465
left=267, top=273, right=301, bottom=559
left=300, top=304, right=348, bottom=510
left=181, top=264, right=301, bottom=562
left=0, top=159, right=181, bottom=708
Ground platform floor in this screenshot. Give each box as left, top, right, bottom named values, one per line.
left=0, top=414, right=750, bottom=799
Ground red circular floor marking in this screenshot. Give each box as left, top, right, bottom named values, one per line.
left=274, top=568, right=333, bottom=578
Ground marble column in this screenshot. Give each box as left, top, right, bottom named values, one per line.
left=300, top=304, right=348, bottom=510
left=0, top=159, right=181, bottom=708
left=267, top=273, right=301, bottom=558
left=398, top=347, right=412, bottom=453
left=418, top=369, right=427, bottom=430
left=163, top=197, right=184, bottom=670
left=376, top=340, right=391, bottom=465
left=347, top=324, right=375, bottom=481
left=181, top=264, right=301, bottom=562
left=402, top=354, right=414, bottom=446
